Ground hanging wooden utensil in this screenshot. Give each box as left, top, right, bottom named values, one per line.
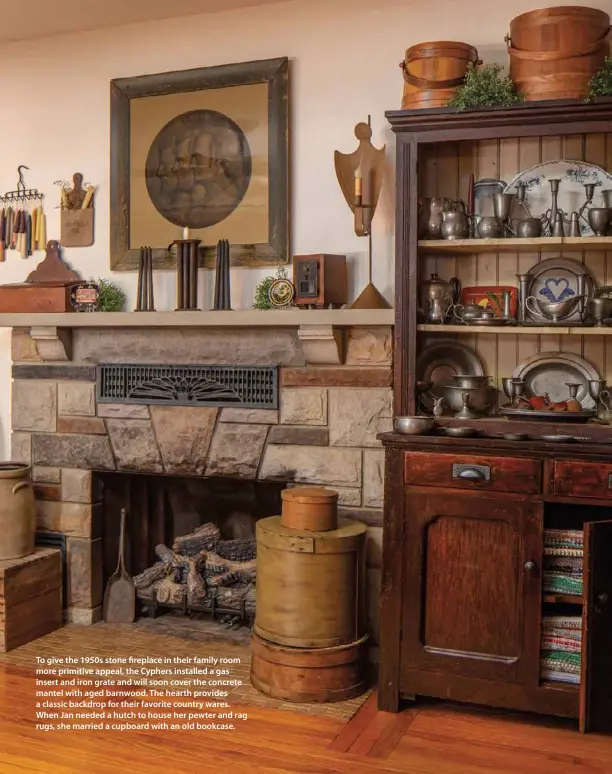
left=103, top=508, right=136, bottom=623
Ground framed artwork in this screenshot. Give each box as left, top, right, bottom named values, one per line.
left=109, top=57, right=289, bottom=270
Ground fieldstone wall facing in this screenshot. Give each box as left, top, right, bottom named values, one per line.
left=11, top=325, right=391, bottom=652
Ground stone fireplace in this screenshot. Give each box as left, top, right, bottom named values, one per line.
left=9, top=315, right=392, bottom=653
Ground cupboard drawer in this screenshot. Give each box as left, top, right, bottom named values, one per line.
left=554, top=460, right=612, bottom=499
left=404, top=451, right=541, bottom=493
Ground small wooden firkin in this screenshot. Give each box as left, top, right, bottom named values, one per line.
left=281, top=487, right=338, bottom=531
left=0, top=548, right=63, bottom=652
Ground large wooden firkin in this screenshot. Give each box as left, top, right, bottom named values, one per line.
left=254, top=516, right=367, bottom=648
left=250, top=630, right=369, bottom=703
left=400, top=41, right=480, bottom=109
left=0, top=463, right=36, bottom=561
left=506, top=6, right=610, bottom=101
left=0, top=548, right=63, bottom=652
left=281, top=487, right=338, bottom=532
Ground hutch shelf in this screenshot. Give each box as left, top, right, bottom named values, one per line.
left=379, top=98, right=612, bottom=733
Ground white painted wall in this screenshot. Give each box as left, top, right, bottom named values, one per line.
left=0, top=0, right=609, bottom=456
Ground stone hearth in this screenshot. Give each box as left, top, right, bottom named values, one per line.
left=10, top=322, right=391, bottom=653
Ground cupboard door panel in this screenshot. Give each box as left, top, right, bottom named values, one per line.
left=401, top=492, right=542, bottom=686
left=580, top=519, right=612, bottom=733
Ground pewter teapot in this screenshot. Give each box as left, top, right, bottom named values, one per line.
left=452, top=301, right=494, bottom=324
left=441, top=203, right=469, bottom=240
left=419, top=273, right=461, bottom=323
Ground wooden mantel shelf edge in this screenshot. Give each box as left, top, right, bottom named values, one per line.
left=0, top=308, right=395, bottom=329
left=9, top=309, right=395, bottom=365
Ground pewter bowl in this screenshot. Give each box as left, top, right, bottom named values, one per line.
left=394, top=416, right=435, bottom=435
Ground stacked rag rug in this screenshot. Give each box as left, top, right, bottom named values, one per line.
left=540, top=615, right=582, bottom=684
left=543, top=529, right=583, bottom=597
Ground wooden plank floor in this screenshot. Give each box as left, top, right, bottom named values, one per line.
left=2, top=663, right=612, bottom=774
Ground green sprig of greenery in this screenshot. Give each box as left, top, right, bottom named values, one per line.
left=253, top=267, right=289, bottom=310
left=449, top=63, right=523, bottom=111
left=92, top=277, right=126, bottom=312
left=586, top=58, right=612, bottom=103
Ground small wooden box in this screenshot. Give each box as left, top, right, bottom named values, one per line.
left=0, top=282, right=79, bottom=313
left=293, top=254, right=347, bottom=309
left=0, top=548, right=62, bottom=652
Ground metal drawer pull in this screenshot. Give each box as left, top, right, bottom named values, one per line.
left=608, top=473, right=612, bottom=489
left=524, top=561, right=536, bottom=572
left=452, top=463, right=491, bottom=481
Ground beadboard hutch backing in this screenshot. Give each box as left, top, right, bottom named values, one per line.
left=379, top=99, right=612, bottom=733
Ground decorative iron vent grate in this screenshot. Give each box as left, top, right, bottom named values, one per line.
left=96, top=364, right=278, bottom=409
left=36, top=531, right=67, bottom=597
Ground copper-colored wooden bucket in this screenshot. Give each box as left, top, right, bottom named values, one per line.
left=400, top=40, right=480, bottom=109
left=507, top=6, right=610, bottom=101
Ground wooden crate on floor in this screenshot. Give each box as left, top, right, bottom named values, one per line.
left=0, top=548, right=62, bottom=652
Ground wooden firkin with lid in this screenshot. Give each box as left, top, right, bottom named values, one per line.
left=280, top=487, right=339, bottom=531
left=254, top=515, right=367, bottom=649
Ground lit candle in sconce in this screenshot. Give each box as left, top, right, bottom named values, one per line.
left=182, top=227, right=190, bottom=240
left=354, top=166, right=362, bottom=205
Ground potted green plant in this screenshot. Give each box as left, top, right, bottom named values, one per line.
left=93, top=278, right=126, bottom=311
left=586, top=58, right=612, bottom=102
left=449, top=63, right=523, bottom=111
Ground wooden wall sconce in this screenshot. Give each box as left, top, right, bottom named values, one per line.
left=334, top=119, right=390, bottom=309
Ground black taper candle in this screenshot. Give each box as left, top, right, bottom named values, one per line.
left=176, top=243, right=184, bottom=309
left=136, top=247, right=144, bottom=310
left=146, top=247, right=154, bottom=310
left=189, top=241, right=198, bottom=309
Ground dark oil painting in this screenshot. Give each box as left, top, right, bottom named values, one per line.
left=145, top=109, right=252, bottom=230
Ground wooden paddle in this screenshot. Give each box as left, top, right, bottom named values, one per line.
left=103, top=508, right=136, bottom=623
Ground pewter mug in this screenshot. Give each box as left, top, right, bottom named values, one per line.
left=589, top=297, right=612, bottom=326
left=514, top=217, right=542, bottom=238
left=588, top=207, right=610, bottom=237
left=477, top=216, right=502, bottom=239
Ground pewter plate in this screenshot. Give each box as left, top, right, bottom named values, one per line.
left=499, top=405, right=596, bottom=423
left=416, top=341, right=484, bottom=411
left=523, top=256, right=595, bottom=324
left=466, top=317, right=511, bottom=327
left=512, top=351, right=600, bottom=410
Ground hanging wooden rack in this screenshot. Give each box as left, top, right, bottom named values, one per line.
left=0, top=165, right=44, bottom=204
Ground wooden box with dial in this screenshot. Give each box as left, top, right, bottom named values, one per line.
left=292, top=254, right=347, bottom=309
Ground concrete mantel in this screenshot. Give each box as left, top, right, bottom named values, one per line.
left=0, top=309, right=394, bottom=328
left=6, top=309, right=394, bottom=365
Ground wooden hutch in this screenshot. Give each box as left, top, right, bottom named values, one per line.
left=379, top=99, right=612, bottom=733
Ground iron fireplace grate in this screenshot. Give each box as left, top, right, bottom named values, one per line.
left=96, top=364, right=278, bottom=409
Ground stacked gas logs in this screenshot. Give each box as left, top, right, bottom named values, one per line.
left=250, top=487, right=369, bottom=703
left=133, top=522, right=256, bottom=619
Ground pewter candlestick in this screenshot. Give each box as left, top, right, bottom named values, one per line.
left=517, top=273, right=530, bottom=323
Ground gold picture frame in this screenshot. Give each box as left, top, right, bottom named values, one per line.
left=109, top=57, right=289, bottom=270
